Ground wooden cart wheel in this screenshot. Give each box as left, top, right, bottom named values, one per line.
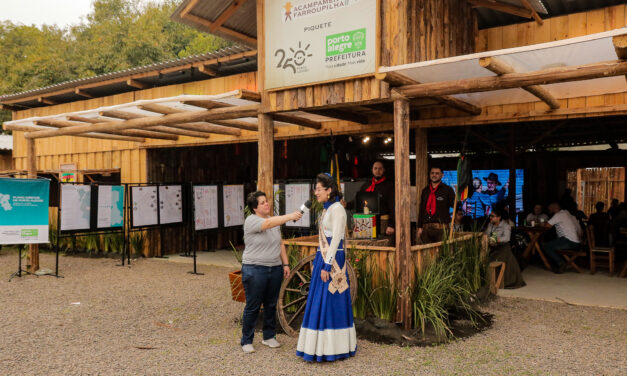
left=277, top=254, right=357, bottom=337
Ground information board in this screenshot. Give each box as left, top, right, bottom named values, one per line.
left=285, top=183, right=311, bottom=228
left=159, top=185, right=183, bottom=224
left=0, top=178, right=50, bottom=244
left=97, top=185, right=125, bottom=228
left=60, top=184, right=92, bottom=231
left=222, top=185, right=245, bottom=227
left=193, top=185, right=219, bottom=230
left=131, top=186, right=158, bottom=227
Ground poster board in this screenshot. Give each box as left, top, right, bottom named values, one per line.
left=0, top=178, right=50, bottom=244
left=159, top=185, right=183, bottom=224
left=285, top=182, right=311, bottom=228
left=193, top=185, right=219, bottom=230
left=131, top=186, right=158, bottom=227
left=97, top=185, right=125, bottom=229
left=264, top=0, right=378, bottom=90
left=60, top=184, right=92, bottom=231
left=353, top=214, right=376, bottom=239
left=59, top=163, right=76, bottom=183
left=222, top=185, right=245, bottom=228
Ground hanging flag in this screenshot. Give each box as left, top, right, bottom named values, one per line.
left=330, top=153, right=341, bottom=192
left=456, top=154, right=473, bottom=201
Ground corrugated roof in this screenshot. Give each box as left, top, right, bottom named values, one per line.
left=0, top=45, right=255, bottom=103
left=0, top=135, right=13, bottom=151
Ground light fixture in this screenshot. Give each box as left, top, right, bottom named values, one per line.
left=362, top=136, right=370, bottom=144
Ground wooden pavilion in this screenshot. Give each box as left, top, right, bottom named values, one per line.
left=2, top=0, right=627, bottom=327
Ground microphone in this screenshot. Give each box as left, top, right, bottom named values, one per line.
left=295, top=200, right=312, bottom=222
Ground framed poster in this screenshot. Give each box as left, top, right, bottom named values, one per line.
left=97, top=185, right=125, bottom=229
left=60, top=184, right=92, bottom=231
left=222, top=185, right=245, bottom=228
left=159, top=185, right=183, bottom=225
left=193, top=185, right=219, bottom=230
left=264, top=0, right=378, bottom=90
left=131, top=186, right=158, bottom=227
left=0, top=178, right=50, bottom=244
left=285, top=182, right=311, bottom=228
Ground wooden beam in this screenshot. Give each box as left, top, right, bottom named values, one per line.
left=237, top=89, right=262, bottom=102
left=25, top=104, right=259, bottom=139
left=36, top=118, right=178, bottom=141
left=519, top=0, right=543, bottom=25
left=126, top=78, right=150, bottom=89
left=138, top=103, right=183, bottom=115
left=376, top=71, right=482, bottom=115
left=466, top=0, right=533, bottom=19
left=614, top=35, right=627, bottom=59
left=393, top=97, right=412, bottom=331
left=145, top=125, right=211, bottom=138
left=171, top=122, right=241, bottom=136
left=7, top=124, right=145, bottom=142
left=469, top=128, right=511, bottom=157
left=479, top=56, right=560, bottom=109
left=38, top=97, right=58, bottom=105
left=26, top=138, right=39, bottom=272
left=396, top=60, right=627, bottom=98
left=74, top=88, right=94, bottom=98
left=210, top=0, right=248, bottom=32
left=212, top=119, right=259, bottom=132
left=271, top=113, right=322, bottom=129
left=257, top=113, right=274, bottom=211
left=183, top=12, right=257, bottom=47
left=197, top=65, right=219, bottom=76
left=415, top=127, right=428, bottom=253
left=183, top=100, right=231, bottom=110
left=304, top=109, right=370, bottom=124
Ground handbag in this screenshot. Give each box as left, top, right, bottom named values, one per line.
left=318, top=208, right=349, bottom=294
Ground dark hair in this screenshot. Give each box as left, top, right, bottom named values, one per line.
left=316, top=173, right=343, bottom=201
left=595, top=201, right=605, bottom=211
left=490, top=207, right=503, bottom=218
left=246, top=191, right=266, bottom=212
left=430, top=166, right=443, bottom=173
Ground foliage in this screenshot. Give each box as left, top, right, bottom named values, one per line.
left=129, top=232, right=145, bottom=257
left=229, top=241, right=243, bottom=265
left=103, top=233, right=124, bottom=254
left=0, top=0, right=231, bottom=97
left=412, top=235, right=487, bottom=340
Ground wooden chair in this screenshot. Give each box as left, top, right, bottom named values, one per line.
left=488, top=261, right=505, bottom=295
left=587, top=225, right=615, bottom=276
left=556, top=228, right=587, bottom=273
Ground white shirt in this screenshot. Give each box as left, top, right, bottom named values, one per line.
left=526, top=213, right=549, bottom=223
left=321, top=202, right=347, bottom=265
left=484, top=221, right=511, bottom=243
left=548, top=210, right=582, bottom=243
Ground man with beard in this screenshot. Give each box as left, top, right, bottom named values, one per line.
left=417, top=167, right=456, bottom=244
left=480, top=172, right=508, bottom=217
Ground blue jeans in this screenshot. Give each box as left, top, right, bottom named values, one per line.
left=542, top=237, right=581, bottom=267
left=240, top=264, right=283, bottom=346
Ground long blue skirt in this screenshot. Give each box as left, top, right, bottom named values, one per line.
left=296, top=239, right=357, bottom=362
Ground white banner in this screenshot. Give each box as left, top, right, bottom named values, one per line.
left=265, top=0, right=377, bottom=90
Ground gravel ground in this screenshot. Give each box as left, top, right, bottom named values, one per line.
left=1, top=250, right=625, bottom=376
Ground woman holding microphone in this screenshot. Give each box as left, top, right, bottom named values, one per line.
left=240, top=191, right=302, bottom=353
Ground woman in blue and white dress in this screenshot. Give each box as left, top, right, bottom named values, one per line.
left=296, top=173, right=357, bottom=362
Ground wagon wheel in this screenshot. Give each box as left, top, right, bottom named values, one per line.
left=277, top=254, right=357, bottom=337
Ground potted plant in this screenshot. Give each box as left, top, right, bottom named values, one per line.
left=228, top=241, right=245, bottom=303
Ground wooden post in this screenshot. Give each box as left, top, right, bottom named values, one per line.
left=509, top=128, right=517, bottom=223
left=394, top=97, right=411, bottom=330
left=26, top=138, right=39, bottom=272
left=414, top=127, right=428, bottom=270
left=257, top=113, right=274, bottom=212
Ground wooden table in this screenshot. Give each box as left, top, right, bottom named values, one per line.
left=518, top=226, right=552, bottom=270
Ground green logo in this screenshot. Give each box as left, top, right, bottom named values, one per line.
left=326, top=28, right=366, bottom=56
left=21, top=229, right=38, bottom=237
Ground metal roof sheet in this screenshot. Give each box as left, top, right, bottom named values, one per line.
left=0, top=135, right=13, bottom=151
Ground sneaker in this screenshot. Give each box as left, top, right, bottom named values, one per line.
left=242, top=344, right=255, bottom=353
left=261, top=338, right=281, bottom=348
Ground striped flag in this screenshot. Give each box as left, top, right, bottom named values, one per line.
left=456, top=154, right=473, bottom=201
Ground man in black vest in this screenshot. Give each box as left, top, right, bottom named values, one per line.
left=417, top=167, right=456, bottom=244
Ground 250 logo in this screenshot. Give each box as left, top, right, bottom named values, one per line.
left=274, top=41, right=312, bottom=73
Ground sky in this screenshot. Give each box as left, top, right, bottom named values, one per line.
left=1, top=0, right=94, bottom=28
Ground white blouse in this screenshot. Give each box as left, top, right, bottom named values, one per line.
left=320, top=202, right=347, bottom=266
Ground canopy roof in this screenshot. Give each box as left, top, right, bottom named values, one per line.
left=380, top=29, right=627, bottom=108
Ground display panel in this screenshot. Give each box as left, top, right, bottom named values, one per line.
left=0, top=178, right=50, bottom=244
left=441, top=169, right=524, bottom=219
left=97, top=185, right=125, bottom=228
left=285, top=183, right=311, bottom=228
left=131, top=186, right=158, bottom=227
left=222, top=185, right=245, bottom=227
left=193, top=185, right=219, bottom=230
left=60, top=184, right=92, bottom=231
left=159, top=185, right=183, bottom=225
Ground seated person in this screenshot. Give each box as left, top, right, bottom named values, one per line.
left=542, top=202, right=583, bottom=273
left=483, top=208, right=525, bottom=288
left=588, top=201, right=610, bottom=247
left=525, top=204, right=549, bottom=225
left=453, top=206, right=471, bottom=232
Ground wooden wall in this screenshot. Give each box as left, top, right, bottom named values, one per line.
left=11, top=72, right=258, bottom=183
left=265, top=0, right=476, bottom=112
left=0, top=152, right=12, bottom=171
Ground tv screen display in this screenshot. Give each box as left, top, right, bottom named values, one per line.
left=441, top=169, right=524, bottom=221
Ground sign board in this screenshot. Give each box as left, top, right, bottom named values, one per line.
left=159, top=185, right=183, bottom=225
left=131, top=186, right=158, bottom=227
left=285, top=183, right=311, bottom=228
left=264, top=0, right=377, bottom=90
left=222, top=185, right=245, bottom=227
left=60, top=163, right=76, bottom=183
left=0, top=178, right=50, bottom=244
left=97, top=185, right=125, bottom=228
left=193, top=185, right=219, bottom=230
left=60, top=184, right=92, bottom=231
left=353, top=214, right=376, bottom=239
